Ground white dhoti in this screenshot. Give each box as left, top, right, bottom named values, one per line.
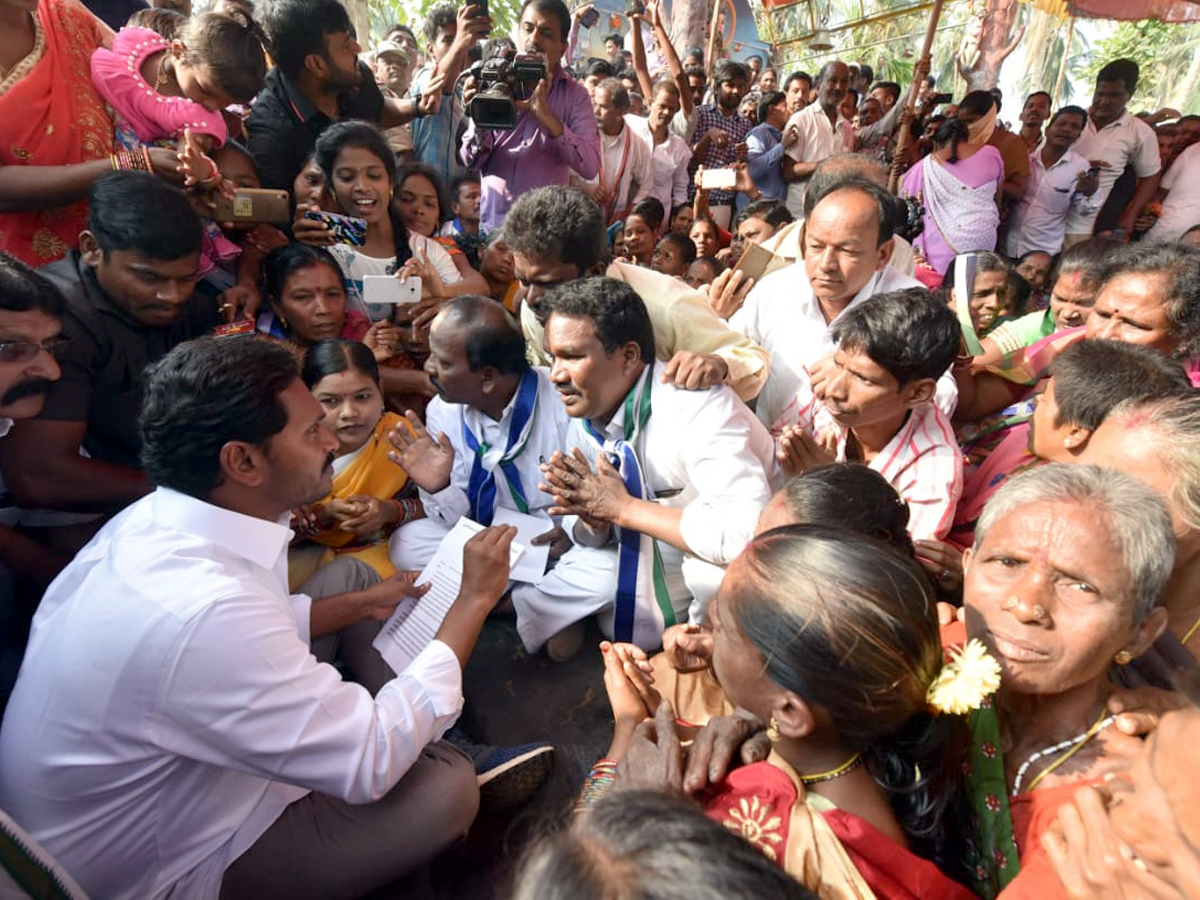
left=388, top=516, right=711, bottom=651
left=389, top=517, right=623, bottom=653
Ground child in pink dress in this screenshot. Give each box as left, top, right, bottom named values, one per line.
left=90, top=11, right=266, bottom=184
left=91, top=11, right=267, bottom=278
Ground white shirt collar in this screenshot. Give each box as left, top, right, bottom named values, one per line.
left=152, top=487, right=293, bottom=572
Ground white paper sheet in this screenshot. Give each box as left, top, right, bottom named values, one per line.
left=372, top=518, right=524, bottom=673
left=491, top=507, right=552, bottom=585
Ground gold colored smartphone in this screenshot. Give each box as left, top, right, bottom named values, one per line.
left=213, top=188, right=291, bottom=225
left=734, top=242, right=789, bottom=283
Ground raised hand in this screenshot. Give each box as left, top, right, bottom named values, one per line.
left=914, top=538, right=965, bottom=594
left=600, top=640, right=659, bottom=727
left=339, top=495, right=394, bottom=538
left=356, top=570, right=430, bottom=621
left=705, top=267, right=754, bottom=320
left=292, top=202, right=335, bottom=246
left=459, top=524, right=518, bottom=607
left=362, top=320, right=403, bottom=362
left=531, top=524, right=572, bottom=560
left=387, top=409, right=455, bottom=492
left=683, top=711, right=770, bottom=793
left=615, top=699, right=685, bottom=793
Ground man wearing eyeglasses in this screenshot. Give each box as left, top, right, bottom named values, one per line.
left=0, top=172, right=215, bottom=542
left=0, top=250, right=69, bottom=707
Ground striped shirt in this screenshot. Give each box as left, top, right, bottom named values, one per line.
left=692, top=104, right=752, bottom=205
left=773, top=392, right=962, bottom=541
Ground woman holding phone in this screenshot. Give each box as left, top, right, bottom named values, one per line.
left=297, top=120, right=462, bottom=323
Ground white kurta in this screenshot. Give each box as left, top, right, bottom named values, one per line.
left=389, top=368, right=618, bottom=652
left=0, top=488, right=463, bottom=900
left=564, top=361, right=780, bottom=633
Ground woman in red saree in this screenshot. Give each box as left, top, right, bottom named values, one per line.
left=591, top=524, right=979, bottom=900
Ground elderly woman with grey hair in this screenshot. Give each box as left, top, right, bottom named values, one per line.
left=1079, top=392, right=1200, bottom=658
left=955, top=463, right=1175, bottom=899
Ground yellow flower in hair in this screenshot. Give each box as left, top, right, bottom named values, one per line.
left=926, top=639, right=1002, bottom=715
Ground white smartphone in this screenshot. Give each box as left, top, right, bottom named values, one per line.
left=363, top=275, right=422, bottom=305
left=698, top=168, right=737, bottom=190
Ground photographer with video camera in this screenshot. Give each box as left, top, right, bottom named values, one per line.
left=460, top=0, right=601, bottom=231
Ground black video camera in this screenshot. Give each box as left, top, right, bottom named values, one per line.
left=466, top=49, right=547, bottom=130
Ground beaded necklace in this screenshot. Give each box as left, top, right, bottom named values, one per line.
left=1010, top=709, right=1114, bottom=796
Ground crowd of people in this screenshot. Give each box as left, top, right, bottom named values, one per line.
left=1, top=0, right=1200, bottom=896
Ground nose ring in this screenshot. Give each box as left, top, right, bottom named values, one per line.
left=1002, top=596, right=1018, bottom=611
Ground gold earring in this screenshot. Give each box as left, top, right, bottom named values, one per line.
left=766, top=717, right=781, bottom=743
left=1114, top=650, right=1133, bottom=665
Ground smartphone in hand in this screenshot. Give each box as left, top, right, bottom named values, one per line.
left=213, top=189, right=291, bottom=225
left=303, top=210, right=368, bottom=246
left=698, top=168, right=737, bottom=191
left=363, top=275, right=423, bottom=306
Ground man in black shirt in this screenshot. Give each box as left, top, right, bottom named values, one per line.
left=249, top=0, right=439, bottom=191
left=0, top=173, right=214, bottom=521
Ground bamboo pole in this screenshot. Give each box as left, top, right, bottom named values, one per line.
left=887, top=0, right=946, bottom=192
left=1051, top=15, right=1074, bottom=105
left=705, top=0, right=723, bottom=80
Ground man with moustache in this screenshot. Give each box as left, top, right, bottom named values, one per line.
left=460, top=0, right=600, bottom=231
left=388, top=295, right=617, bottom=661
left=249, top=0, right=440, bottom=191
left=781, top=59, right=853, bottom=218
left=1017, top=91, right=1052, bottom=151
left=0, top=252, right=70, bottom=704
left=0, top=336, right=517, bottom=900
left=1004, top=106, right=1100, bottom=259
left=539, top=277, right=777, bottom=636
left=0, top=173, right=214, bottom=526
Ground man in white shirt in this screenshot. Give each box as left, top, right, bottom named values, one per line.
left=540, top=278, right=778, bottom=637
left=571, top=78, right=653, bottom=227
left=626, top=81, right=692, bottom=218
left=0, top=337, right=518, bottom=900
left=1005, top=106, right=1100, bottom=258
left=388, top=296, right=616, bottom=659
left=1144, top=141, right=1200, bottom=243
left=773, top=288, right=963, bottom=541
left=1064, top=59, right=1161, bottom=246
left=781, top=60, right=853, bottom=218
left=729, top=178, right=936, bottom=428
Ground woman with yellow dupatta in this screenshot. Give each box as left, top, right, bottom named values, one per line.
left=293, top=339, right=423, bottom=582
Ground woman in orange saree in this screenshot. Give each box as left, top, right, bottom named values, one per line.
left=0, top=0, right=115, bottom=265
